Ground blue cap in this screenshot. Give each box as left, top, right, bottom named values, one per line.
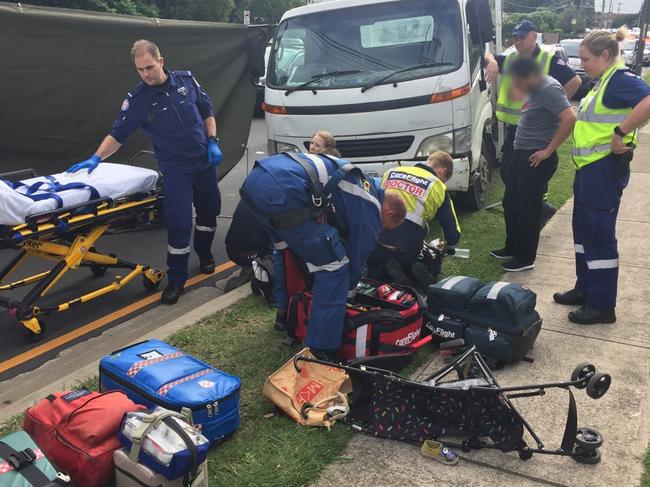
left=511, top=20, right=537, bottom=38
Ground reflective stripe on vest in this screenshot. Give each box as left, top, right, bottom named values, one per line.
left=382, top=166, right=444, bottom=228
left=572, top=62, right=637, bottom=169
left=496, top=48, right=553, bottom=125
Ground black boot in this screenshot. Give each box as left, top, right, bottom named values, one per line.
left=568, top=307, right=616, bottom=325
left=200, top=257, right=216, bottom=274
left=161, top=284, right=184, bottom=305
left=274, top=310, right=288, bottom=331
left=385, top=259, right=415, bottom=287
left=553, top=288, right=586, bottom=306
left=410, top=262, right=436, bottom=290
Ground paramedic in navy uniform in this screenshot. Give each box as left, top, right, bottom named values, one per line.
left=68, top=39, right=222, bottom=305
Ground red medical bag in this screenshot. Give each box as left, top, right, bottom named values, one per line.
left=23, top=389, right=146, bottom=487
left=287, top=278, right=424, bottom=361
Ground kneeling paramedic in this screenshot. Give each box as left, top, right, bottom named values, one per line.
left=367, top=151, right=460, bottom=288
left=240, top=152, right=406, bottom=359
left=67, top=39, right=222, bottom=305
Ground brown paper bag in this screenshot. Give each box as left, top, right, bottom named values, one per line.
left=263, top=348, right=351, bottom=428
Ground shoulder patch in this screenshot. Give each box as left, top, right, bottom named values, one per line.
left=624, top=71, right=639, bottom=78
left=556, top=58, right=566, bottom=66
left=121, top=98, right=129, bottom=111
left=173, top=70, right=192, bottom=77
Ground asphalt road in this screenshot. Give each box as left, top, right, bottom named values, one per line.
left=0, top=117, right=268, bottom=380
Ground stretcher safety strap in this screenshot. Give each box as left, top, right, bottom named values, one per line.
left=168, top=244, right=191, bottom=255
left=441, top=276, right=467, bottom=290
left=127, top=352, right=184, bottom=377
left=306, top=256, right=350, bottom=273
left=355, top=324, right=368, bottom=358
left=195, top=225, right=216, bottom=232
left=487, top=281, right=510, bottom=300
left=304, top=153, right=330, bottom=186
left=574, top=244, right=585, bottom=254
left=156, top=368, right=212, bottom=396
left=586, top=258, right=619, bottom=270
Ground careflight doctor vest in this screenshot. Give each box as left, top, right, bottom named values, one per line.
left=242, top=152, right=384, bottom=352
left=110, top=69, right=221, bottom=286
left=496, top=48, right=553, bottom=125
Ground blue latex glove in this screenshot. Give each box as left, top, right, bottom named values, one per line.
left=68, top=154, right=101, bottom=174
left=208, top=138, right=223, bottom=166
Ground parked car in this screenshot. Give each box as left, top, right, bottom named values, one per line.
left=559, top=39, right=594, bottom=99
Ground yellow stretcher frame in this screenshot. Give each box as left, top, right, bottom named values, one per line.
left=0, top=193, right=164, bottom=342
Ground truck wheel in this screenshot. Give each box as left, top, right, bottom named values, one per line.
left=457, top=152, right=489, bottom=211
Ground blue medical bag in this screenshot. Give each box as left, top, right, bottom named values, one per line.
left=99, top=340, right=240, bottom=444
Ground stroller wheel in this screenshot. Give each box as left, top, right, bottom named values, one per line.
left=573, top=446, right=602, bottom=464
left=518, top=449, right=533, bottom=460
left=586, top=372, right=611, bottom=399
left=571, top=363, right=596, bottom=388
left=575, top=428, right=603, bottom=449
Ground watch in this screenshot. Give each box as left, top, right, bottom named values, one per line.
left=209, top=136, right=220, bottom=143
left=613, top=126, right=627, bottom=137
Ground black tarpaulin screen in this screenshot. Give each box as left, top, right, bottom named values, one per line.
left=0, top=2, right=267, bottom=178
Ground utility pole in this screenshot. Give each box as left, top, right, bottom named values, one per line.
left=635, top=0, right=649, bottom=74
left=574, top=0, right=582, bottom=36
left=607, top=0, right=614, bottom=28
left=601, top=0, right=607, bottom=27
left=616, top=1, right=622, bottom=15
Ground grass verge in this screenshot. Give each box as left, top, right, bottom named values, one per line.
left=0, top=143, right=577, bottom=486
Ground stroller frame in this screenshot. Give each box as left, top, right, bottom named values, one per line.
left=0, top=169, right=164, bottom=341
left=294, top=344, right=610, bottom=463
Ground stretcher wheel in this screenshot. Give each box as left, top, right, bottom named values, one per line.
left=575, top=428, right=603, bottom=449
left=571, top=363, right=596, bottom=388
left=90, top=265, right=108, bottom=277
left=142, top=275, right=161, bottom=291
left=23, top=319, right=46, bottom=343
left=518, top=449, right=533, bottom=460
left=586, top=372, right=611, bottom=399
left=573, top=446, right=601, bottom=464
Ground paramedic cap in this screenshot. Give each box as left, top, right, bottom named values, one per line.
left=511, top=20, right=537, bottom=38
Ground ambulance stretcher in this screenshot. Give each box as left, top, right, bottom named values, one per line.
left=0, top=164, right=165, bottom=341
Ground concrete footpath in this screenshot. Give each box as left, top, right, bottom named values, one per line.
left=314, top=130, right=650, bottom=487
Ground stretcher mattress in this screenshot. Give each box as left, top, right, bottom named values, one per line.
left=0, top=163, right=158, bottom=226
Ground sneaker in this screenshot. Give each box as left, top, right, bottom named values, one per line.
left=490, top=248, right=513, bottom=260
left=420, top=440, right=459, bottom=465
left=568, top=307, right=616, bottom=325
left=502, top=259, right=535, bottom=272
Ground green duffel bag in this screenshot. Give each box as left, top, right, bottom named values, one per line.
left=0, top=430, right=70, bottom=487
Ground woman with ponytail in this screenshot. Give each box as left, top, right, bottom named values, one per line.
left=554, top=27, right=650, bottom=324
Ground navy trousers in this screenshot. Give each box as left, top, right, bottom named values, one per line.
left=163, top=165, right=221, bottom=287
left=573, top=155, right=630, bottom=310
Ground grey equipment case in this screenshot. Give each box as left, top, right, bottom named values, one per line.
left=113, top=450, right=207, bottom=487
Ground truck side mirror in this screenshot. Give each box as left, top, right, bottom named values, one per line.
left=466, top=0, right=494, bottom=46
left=247, top=35, right=267, bottom=80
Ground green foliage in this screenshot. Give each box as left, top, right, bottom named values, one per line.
left=155, top=0, right=235, bottom=22
left=230, top=0, right=305, bottom=24
left=23, top=0, right=160, bottom=17
left=612, top=13, right=640, bottom=28
left=502, top=0, right=595, bottom=41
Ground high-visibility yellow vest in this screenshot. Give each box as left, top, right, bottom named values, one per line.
left=496, top=48, right=553, bottom=125
left=381, top=165, right=460, bottom=232
left=572, top=62, right=637, bottom=169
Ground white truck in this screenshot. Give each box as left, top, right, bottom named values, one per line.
left=263, top=0, right=500, bottom=209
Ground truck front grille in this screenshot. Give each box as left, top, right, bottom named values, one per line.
left=303, top=136, right=415, bottom=158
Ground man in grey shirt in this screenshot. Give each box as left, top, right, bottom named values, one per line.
left=501, top=56, right=576, bottom=272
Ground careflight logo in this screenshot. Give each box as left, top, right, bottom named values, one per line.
left=394, top=329, right=421, bottom=347
left=384, top=171, right=431, bottom=198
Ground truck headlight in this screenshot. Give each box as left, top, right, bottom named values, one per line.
left=415, top=127, right=471, bottom=158
left=415, top=133, right=453, bottom=158
left=267, top=140, right=301, bottom=156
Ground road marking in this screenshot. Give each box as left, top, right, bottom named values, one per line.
left=0, top=261, right=237, bottom=374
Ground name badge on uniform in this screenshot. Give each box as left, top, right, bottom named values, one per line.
left=177, top=86, right=188, bottom=96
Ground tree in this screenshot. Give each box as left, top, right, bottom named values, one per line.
left=155, top=0, right=234, bottom=22
left=229, top=0, right=305, bottom=24
left=23, top=0, right=159, bottom=17
left=612, top=13, right=640, bottom=28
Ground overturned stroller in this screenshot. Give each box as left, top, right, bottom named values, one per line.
left=293, top=341, right=610, bottom=464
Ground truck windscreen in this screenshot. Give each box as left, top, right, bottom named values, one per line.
left=267, top=0, right=463, bottom=92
